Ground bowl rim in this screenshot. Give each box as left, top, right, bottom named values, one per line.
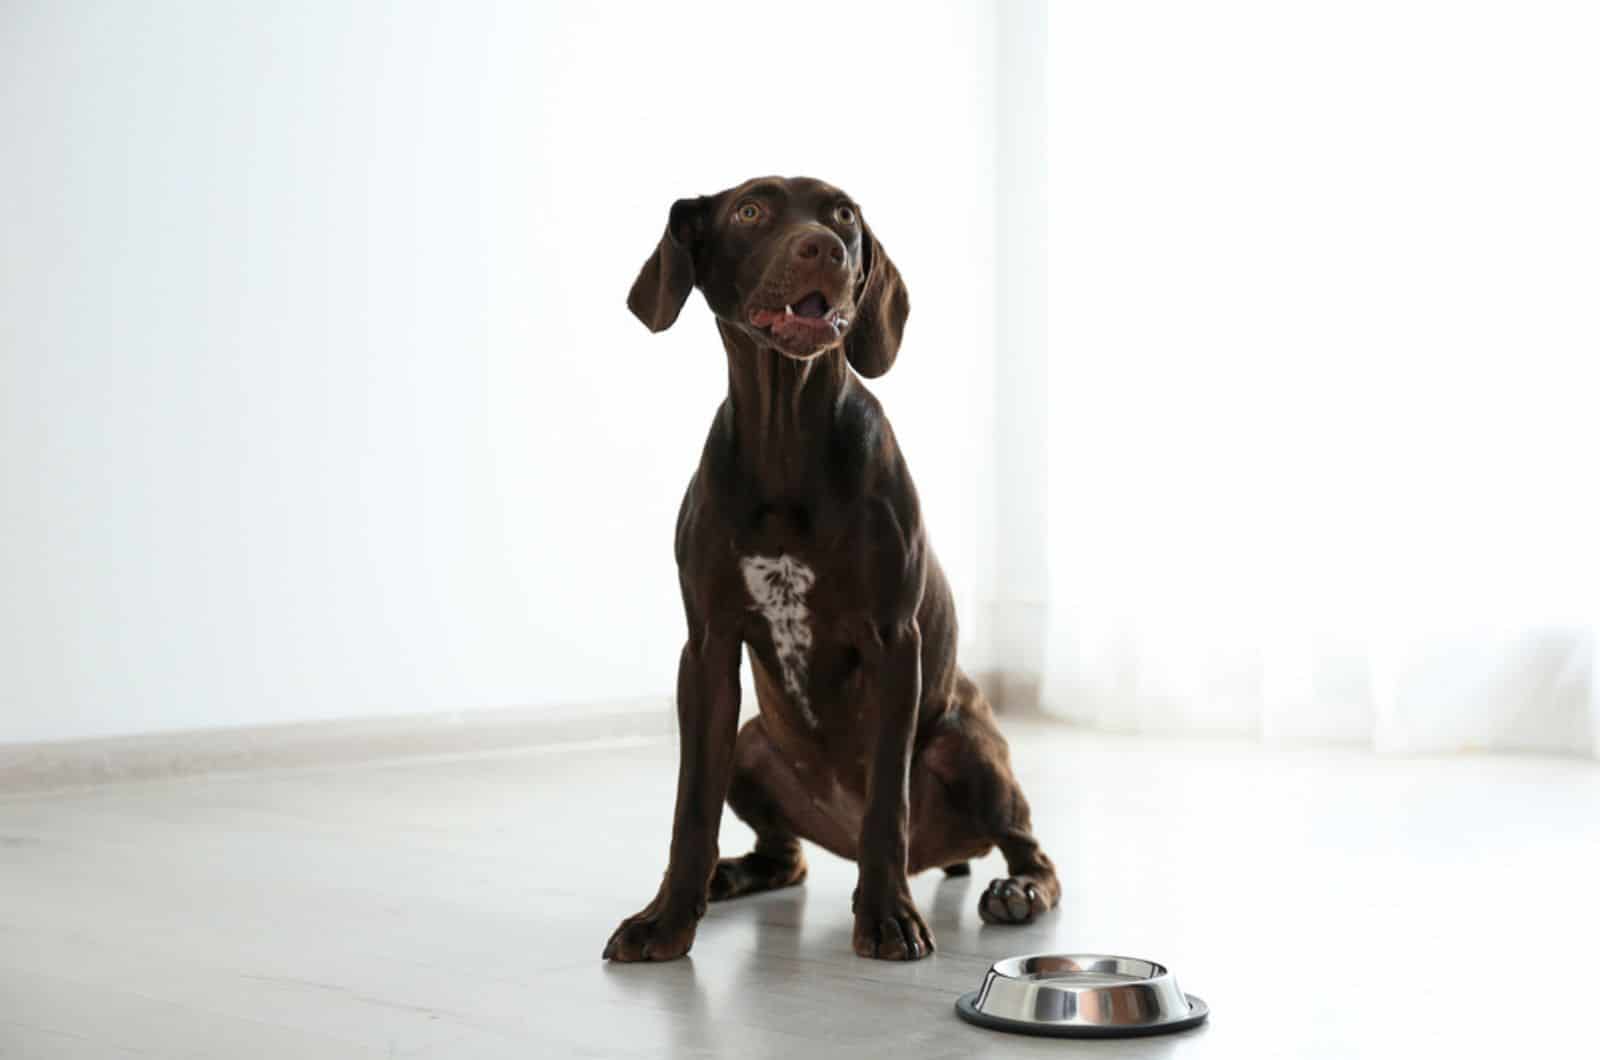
left=986, top=952, right=1171, bottom=985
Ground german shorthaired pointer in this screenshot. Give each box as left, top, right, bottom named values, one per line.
left=605, top=176, right=1059, bottom=962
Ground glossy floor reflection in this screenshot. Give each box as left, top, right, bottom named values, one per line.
left=1, top=720, right=1595, bottom=1057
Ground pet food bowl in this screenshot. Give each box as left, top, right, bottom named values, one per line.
left=955, top=953, right=1208, bottom=1038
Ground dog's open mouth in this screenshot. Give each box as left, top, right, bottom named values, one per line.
left=748, top=291, right=849, bottom=354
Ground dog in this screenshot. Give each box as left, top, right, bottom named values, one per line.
left=604, top=176, right=1059, bottom=962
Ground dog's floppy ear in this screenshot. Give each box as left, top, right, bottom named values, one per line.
left=844, top=220, right=910, bottom=378
left=627, top=197, right=707, bottom=333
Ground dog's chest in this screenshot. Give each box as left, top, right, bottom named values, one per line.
left=740, top=554, right=818, bottom=726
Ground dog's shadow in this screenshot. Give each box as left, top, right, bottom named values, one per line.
left=928, top=869, right=975, bottom=931
left=726, top=869, right=977, bottom=961
left=601, top=945, right=713, bottom=1052
left=719, top=882, right=814, bottom=958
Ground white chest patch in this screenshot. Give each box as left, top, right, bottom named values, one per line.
left=740, top=554, right=818, bottom=726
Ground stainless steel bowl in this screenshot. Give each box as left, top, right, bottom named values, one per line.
left=955, top=953, right=1209, bottom=1038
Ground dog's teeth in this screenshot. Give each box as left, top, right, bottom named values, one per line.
left=784, top=304, right=794, bottom=316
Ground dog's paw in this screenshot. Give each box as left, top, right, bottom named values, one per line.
left=708, top=852, right=807, bottom=901
left=602, top=902, right=700, bottom=962
left=977, top=875, right=1056, bottom=925
left=851, top=889, right=935, bottom=960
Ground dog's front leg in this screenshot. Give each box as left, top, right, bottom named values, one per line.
left=603, top=632, right=741, bottom=962
left=852, top=620, right=933, bottom=960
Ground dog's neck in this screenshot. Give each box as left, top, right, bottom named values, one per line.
left=717, top=320, right=852, bottom=494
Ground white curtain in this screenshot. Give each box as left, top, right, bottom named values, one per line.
left=1037, top=2, right=1600, bottom=755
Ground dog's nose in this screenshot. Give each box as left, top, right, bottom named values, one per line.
left=793, top=230, right=847, bottom=268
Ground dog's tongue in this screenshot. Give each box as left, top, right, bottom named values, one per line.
left=793, top=291, right=829, bottom=319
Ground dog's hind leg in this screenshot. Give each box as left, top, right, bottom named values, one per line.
left=968, top=714, right=1061, bottom=925
left=914, top=676, right=1062, bottom=926
left=976, top=786, right=1061, bottom=925
left=708, top=718, right=810, bottom=901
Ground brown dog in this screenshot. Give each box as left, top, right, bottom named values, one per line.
left=604, top=176, right=1059, bottom=963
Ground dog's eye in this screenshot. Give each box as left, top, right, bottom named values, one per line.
left=833, top=204, right=857, bottom=225
left=734, top=202, right=762, bottom=224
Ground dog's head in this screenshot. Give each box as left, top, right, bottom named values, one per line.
left=628, top=176, right=910, bottom=378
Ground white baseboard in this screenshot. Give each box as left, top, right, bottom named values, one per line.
left=0, top=698, right=674, bottom=796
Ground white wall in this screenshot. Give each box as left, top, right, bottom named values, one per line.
left=1042, top=1, right=1600, bottom=752
left=978, top=0, right=1050, bottom=703
left=0, top=1, right=997, bottom=743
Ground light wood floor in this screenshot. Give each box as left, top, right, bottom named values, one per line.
left=2, top=720, right=1595, bottom=1058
